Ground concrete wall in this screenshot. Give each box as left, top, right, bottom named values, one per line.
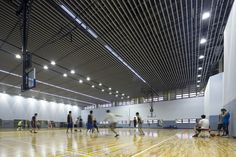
left=82, top=97, right=204, bottom=122
left=0, top=92, right=81, bottom=122
left=224, top=1, right=236, bottom=137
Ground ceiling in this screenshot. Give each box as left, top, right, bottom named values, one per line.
left=0, top=0, right=234, bottom=106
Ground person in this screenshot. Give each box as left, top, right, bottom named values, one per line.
left=17, top=120, right=23, bottom=131
left=66, top=111, right=73, bottom=133
left=104, top=110, right=120, bottom=137
left=78, top=117, right=83, bottom=132
left=87, top=110, right=94, bottom=133
left=217, top=112, right=224, bottom=136
left=30, top=113, right=38, bottom=133
left=136, top=112, right=145, bottom=135
left=93, top=118, right=99, bottom=133
left=221, top=108, right=230, bottom=137
left=192, top=119, right=201, bottom=137
left=192, top=115, right=210, bottom=137
left=133, top=117, right=137, bottom=128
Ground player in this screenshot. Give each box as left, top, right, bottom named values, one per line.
left=136, top=112, right=145, bottom=135
left=217, top=112, right=224, bottom=136
left=87, top=110, right=94, bottom=133
left=133, top=117, right=137, bottom=128
left=30, top=113, right=38, bottom=133
left=221, top=108, right=230, bottom=137
left=17, top=120, right=23, bottom=131
left=93, top=118, right=99, bottom=133
left=104, top=110, right=120, bottom=137
left=66, top=111, right=73, bottom=133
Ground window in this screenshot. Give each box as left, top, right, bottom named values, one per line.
left=153, top=120, right=158, bottom=123
left=176, top=119, right=182, bottom=123
left=190, top=118, right=196, bottom=123
left=182, top=119, right=189, bottom=123
left=176, top=94, right=182, bottom=99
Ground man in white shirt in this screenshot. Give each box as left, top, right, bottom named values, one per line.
left=192, top=115, right=210, bottom=137
left=198, top=115, right=210, bottom=129
left=104, top=110, right=119, bottom=137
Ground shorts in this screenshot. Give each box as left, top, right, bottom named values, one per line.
left=217, top=124, right=223, bottom=130
left=109, top=122, right=117, bottom=128
left=67, top=123, right=73, bottom=128
left=87, top=123, right=93, bottom=129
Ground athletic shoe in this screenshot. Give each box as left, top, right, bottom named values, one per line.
left=115, top=134, right=119, bottom=137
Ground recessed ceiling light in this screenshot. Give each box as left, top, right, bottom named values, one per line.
left=197, top=85, right=200, bottom=88
left=122, top=93, right=125, bottom=96
left=43, top=65, right=48, bottom=70
left=51, top=61, right=56, bottom=65
left=79, top=79, right=83, bottom=84
left=198, top=67, right=203, bottom=70
left=86, top=77, right=90, bottom=81
left=200, top=38, right=207, bottom=44
left=70, top=70, right=75, bottom=74
left=127, top=96, right=130, bottom=98
left=101, top=89, right=104, bottom=92
left=109, top=92, right=112, bottom=95
left=115, top=95, right=118, bottom=97
left=108, top=87, right=112, bottom=90
left=116, top=91, right=119, bottom=93
left=121, top=97, right=123, bottom=99
left=202, top=12, right=210, bottom=20
left=15, top=54, right=21, bottom=59
left=91, top=85, right=95, bottom=88
left=99, top=83, right=102, bottom=86
left=199, top=55, right=205, bottom=59
left=197, top=80, right=201, bottom=83
left=197, top=75, right=201, bottom=77
left=63, top=73, right=67, bottom=77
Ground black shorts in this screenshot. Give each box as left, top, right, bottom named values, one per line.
left=218, top=124, right=223, bottom=130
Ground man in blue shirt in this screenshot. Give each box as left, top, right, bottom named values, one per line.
left=221, top=108, right=230, bottom=137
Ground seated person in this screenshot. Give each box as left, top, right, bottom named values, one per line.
left=193, top=115, right=209, bottom=137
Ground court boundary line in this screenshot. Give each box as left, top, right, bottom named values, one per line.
left=130, top=135, right=176, bottom=157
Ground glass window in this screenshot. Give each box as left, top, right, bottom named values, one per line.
left=182, top=119, right=189, bottom=123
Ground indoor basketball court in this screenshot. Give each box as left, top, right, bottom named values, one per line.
left=0, top=0, right=236, bottom=157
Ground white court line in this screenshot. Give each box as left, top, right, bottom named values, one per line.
left=131, top=135, right=176, bottom=157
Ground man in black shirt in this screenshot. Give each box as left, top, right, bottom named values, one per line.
left=30, top=113, right=38, bottom=133
left=66, top=111, right=73, bottom=133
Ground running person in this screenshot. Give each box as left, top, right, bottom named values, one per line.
left=105, top=110, right=120, bottom=137
left=17, top=120, right=23, bottom=131
left=136, top=112, right=145, bottom=135
left=30, top=113, right=38, bottom=133
left=66, top=111, right=73, bottom=133
left=133, top=117, right=137, bottom=128
left=87, top=110, right=94, bottom=133
left=93, top=118, right=99, bottom=133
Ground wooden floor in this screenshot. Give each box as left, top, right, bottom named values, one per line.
left=0, top=128, right=236, bottom=157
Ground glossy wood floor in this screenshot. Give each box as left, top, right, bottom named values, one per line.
left=0, top=128, right=236, bottom=157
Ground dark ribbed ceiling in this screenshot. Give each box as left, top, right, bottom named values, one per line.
left=0, top=0, right=234, bottom=105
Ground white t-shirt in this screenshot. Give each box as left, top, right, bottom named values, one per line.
left=105, top=113, right=117, bottom=123
left=199, top=119, right=209, bottom=129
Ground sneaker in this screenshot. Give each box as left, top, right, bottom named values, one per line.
left=115, top=134, right=119, bottom=137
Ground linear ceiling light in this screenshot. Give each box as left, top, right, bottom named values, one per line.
left=104, top=45, right=146, bottom=83
left=0, top=69, right=110, bottom=103
left=202, top=12, right=211, bottom=20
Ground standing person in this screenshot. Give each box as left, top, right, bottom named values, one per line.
left=104, top=110, right=120, bottom=137
left=30, top=113, right=38, bottom=133
left=133, top=117, right=137, bottom=128
left=87, top=110, right=94, bottom=133
left=93, top=118, right=99, bottom=133
left=221, top=108, right=230, bottom=137
left=217, top=112, right=224, bottom=136
left=66, top=111, right=73, bottom=133
left=78, top=117, right=83, bottom=132
left=136, top=112, right=145, bottom=135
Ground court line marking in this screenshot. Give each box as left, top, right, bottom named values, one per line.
left=131, top=135, right=176, bottom=157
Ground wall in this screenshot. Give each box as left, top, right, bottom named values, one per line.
left=0, top=92, right=81, bottom=122
left=81, top=97, right=204, bottom=122
left=224, top=1, right=236, bottom=137
left=204, top=73, right=224, bottom=117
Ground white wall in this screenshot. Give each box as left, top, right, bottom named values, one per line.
left=0, top=93, right=81, bottom=122
left=224, top=0, right=236, bottom=137
left=204, top=73, right=223, bottom=117
left=82, top=97, right=204, bottom=121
